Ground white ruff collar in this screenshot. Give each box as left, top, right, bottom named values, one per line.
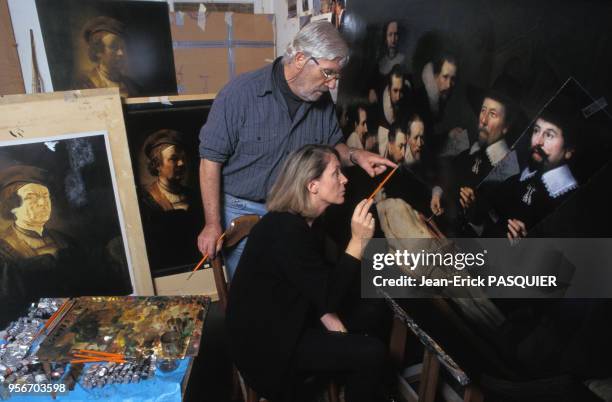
left=382, top=86, right=394, bottom=125
left=519, top=167, right=537, bottom=182
left=421, top=62, right=440, bottom=114
left=542, top=164, right=578, bottom=198
left=379, top=53, right=405, bottom=75
left=469, top=139, right=510, bottom=166
left=519, top=165, right=578, bottom=199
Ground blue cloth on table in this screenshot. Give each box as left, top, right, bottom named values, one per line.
left=8, top=358, right=190, bottom=402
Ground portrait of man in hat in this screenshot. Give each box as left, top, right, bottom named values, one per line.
left=0, top=135, right=134, bottom=315
left=141, top=129, right=192, bottom=212
left=35, top=0, right=177, bottom=96
left=73, top=16, right=141, bottom=97
left=367, top=20, right=408, bottom=104
left=138, top=129, right=204, bottom=277
left=0, top=166, right=71, bottom=261
left=430, top=74, right=525, bottom=228
left=0, top=164, right=86, bottom=302
left=463, top=92, right=583, bottom=239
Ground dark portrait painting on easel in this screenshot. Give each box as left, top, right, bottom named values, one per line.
left=35, top=0, right=177, bottom=97
left=0, top=132, right=134, bottom=312
left=124, top=97, right=213, bottom=278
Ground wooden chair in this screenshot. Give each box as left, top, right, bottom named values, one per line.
left=211, top=214, right=340, bottom=402
left=211, top=214, right=260, bottom=311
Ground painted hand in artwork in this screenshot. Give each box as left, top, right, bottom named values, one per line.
left=507, top=218, right=527, bottom=245
left=320, top=313, right=347, bottom=333
left=459, top=186, right=476, bottom=209
left=430, top=193, right=444, bottom=216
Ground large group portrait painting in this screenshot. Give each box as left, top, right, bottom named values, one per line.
left=331, top=0, right=612, bottom=244
left=324, top=0, right=612, bottom=396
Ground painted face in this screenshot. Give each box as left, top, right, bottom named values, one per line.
left=529, top=118, right=573, bottom=171
left=386, top=22, right=399, bottom=54
left=312, top=155, right=347, bottom=207
left=334, top=0, right=343, bottom=14
left=364, top=134, right=378, bottom=152
left=407, top=120, right=425, bottom=161
left=98, top=32, right=127, bottom=77
left=321, top=0, right=331, bottom=13
left=434, top=61, right=457, bottom=100
left=294, top=57, right=342, bottom=102
left=355, top=108, right=368, bottom=137
left=389, top=131, right=407, bottom=163
left=478, top=97, right=508, bottom=147
left=12, top=183, right=51, bottom=227
left=389, top=75, right=404, bottom=105
left=158, top=145, right=186, bottom=182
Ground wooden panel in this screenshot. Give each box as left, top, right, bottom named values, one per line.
left=0, top=88, right=154, bottom=295
left=153, top=269, right=218, bottom=299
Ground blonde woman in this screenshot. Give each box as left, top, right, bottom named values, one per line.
left=226, top=144, right=386, bottom=401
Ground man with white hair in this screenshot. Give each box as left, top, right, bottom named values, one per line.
left=198, top=21, right=394, bottom=278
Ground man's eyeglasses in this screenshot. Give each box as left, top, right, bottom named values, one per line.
left=310, top=58, right=341, bottom=82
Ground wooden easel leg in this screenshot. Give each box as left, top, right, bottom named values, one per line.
left=246, top=386, right=259, bottom=402
left=417, top=349, right=439, bottom=402
left=231, top=368, right=242, bottom=400
left=327, top=381, right=340, bottom=402
left=463, top=385, right=484, bottom=402
left=389, top=316, right=408, bottom=368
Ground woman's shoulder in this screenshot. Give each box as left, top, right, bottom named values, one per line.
left=256, top=211, right=309, bottom=236
left=260, top=211, right=305, bottom=226
left=244, top=212, right=309, bottom=252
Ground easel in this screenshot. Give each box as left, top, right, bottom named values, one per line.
left=0, top=88, right=154, bottom=295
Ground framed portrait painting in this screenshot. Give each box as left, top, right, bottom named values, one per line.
left=123, top=94, right=214, bottom=279
left=0, top=88, right=154, bottom=325
left=35, top=0, right=177, bottom=97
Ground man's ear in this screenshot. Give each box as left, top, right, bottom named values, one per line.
left=295, top=52, right=308, bottom=70
left=564, top=148, right=575, bottom=161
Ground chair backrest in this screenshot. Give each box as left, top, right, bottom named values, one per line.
left=211, top=214, right=261, bottom=311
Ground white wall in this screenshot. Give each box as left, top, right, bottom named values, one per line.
left=271, top=0, right=333, bottom=58
left=272, top=0, right=300, bottom=57
left=8, top=0, right=52, bottom=93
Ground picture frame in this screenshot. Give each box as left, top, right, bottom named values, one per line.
left=123, top=94, right=214, bottom=284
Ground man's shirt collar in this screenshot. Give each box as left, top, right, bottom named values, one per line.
left=256, top=57, right=282, bottom=97
left=469, top=139, right=510, bottom=166
left=519, top=164, right=578, bottom=199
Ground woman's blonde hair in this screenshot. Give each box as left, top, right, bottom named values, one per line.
left=267, top=144, right=339, bottom=218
